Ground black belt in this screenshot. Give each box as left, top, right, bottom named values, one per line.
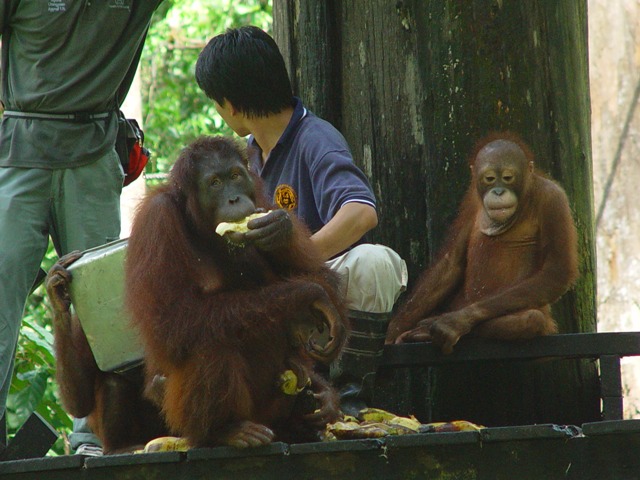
left=2, top=110, right=112, bottom=122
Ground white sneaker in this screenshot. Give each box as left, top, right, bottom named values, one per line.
left=74, top=443, right=103, bottom=456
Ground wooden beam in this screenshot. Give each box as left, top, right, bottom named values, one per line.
left=381, top=332, right=640, bottom=367
left=600, top=355, right=623, bottom=421
left=0, top=413, right=58, bottom=462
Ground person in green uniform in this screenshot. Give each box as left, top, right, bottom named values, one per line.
left=0, top=0, right=163, bottom=456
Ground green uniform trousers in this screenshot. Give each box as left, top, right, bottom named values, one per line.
left=0, top=149, right=124, bottom=447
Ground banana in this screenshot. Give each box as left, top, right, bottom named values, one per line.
left=326, top=409, right=423, bottom=439
left=138, top=436, right=191, bottom=453
left=342, top=415, right=360, bottom=424
left=420, top=420, right=485, bottom=433
left=328, top=421, right=391, bottom=439
left=387, top=415, right=422, bottom=432
left=359, top=407, right=397, bottom=423
left=446, top=420, right=485, bottom=431
left=215, top=212, right=270, bottom=236
left=328, top=421, right=360, bottom=432
left=324, top=409, right=485, bottom=441
left=279, top=369, right=310, bottom=395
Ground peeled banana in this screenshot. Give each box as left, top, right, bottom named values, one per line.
left=279, top=369, right=310, bottom=395
left=215, top=212, right=270, bottom=236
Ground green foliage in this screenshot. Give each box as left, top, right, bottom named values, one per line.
left=141, top=0, right=272, bottom=177
left=8, top=1, right=272, bottom=456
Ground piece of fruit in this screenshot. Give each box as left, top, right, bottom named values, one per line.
left=323, top=410, right=484, bottom=441
left=419, top=420, right=485, bottom=433
left=215, top=212, right=269, bottom=236
left=327, top=421, right=391, bottom=439
left=359, top=407, right=397, bottom=423
left=137, top=436, right=191, bottom=453
left=279, top=369, right=310, bottom=395
left=387, top=415, right=422, bottom=432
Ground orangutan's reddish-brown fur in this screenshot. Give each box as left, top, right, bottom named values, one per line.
left=125, top=136, right=348, bottom=448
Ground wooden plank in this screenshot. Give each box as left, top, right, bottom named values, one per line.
left=3, top=424, right=640, bottom=480
left=381, top=332, right=640, bottom=367
left=600, top=355, right=623, bottom=421
left=0, top=413, right=58, bottom=462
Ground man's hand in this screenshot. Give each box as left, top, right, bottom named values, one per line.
left=244, top=209, right=293, bottom=251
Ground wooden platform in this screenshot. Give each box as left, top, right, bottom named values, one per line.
left=382, top=331, right=640, bottom=420
left=1, top=420, right=640, bottom=479
left=2, top=332, right=640, bottom=479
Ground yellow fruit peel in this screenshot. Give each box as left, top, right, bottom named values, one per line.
left=359, top=407, right=397, bottom=423
left=215, top=212, right=270, bottom=236
left=324, top=407, right=485, bottom=440
left=423, top=420, right=485, bottom=433
left=136, top=436, right=191, bottom=453
left=279, top=369, right=311, bottom=395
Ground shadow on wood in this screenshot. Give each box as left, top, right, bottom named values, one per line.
left=376, top=332, right=640, bottom=426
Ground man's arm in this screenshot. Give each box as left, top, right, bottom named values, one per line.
left=310, top=202, right=378, bottom=261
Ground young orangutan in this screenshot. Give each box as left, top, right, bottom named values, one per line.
left=386, top=132, right=578, bottom=354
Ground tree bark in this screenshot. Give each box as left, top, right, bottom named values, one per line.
left=274, top=0, right=599, bottom=426
left=272, top=0, right=341, bottom=126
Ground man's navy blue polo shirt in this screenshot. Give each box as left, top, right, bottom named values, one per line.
left=248, top=98, right=376, bottom=235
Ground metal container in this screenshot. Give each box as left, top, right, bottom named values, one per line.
left=67, top=238, right=144, bottom=372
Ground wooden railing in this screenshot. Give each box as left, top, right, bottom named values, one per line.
left=381, top=331, right=640, bottom=421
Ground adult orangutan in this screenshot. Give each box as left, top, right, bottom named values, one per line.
left=46, top=253, right=168, bottom=454
left=125, top=136, right=348, bottom=448
left=386, top=132, right=578, bottom=354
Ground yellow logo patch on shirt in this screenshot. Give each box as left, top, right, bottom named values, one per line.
left=275, top=184, right=297, bottom=210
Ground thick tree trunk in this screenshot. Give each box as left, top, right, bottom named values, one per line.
left=272, top=1, right=340, bottom=126
left=274, top=0, right=599, bottom=426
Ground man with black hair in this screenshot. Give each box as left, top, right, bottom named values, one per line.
left=0, top=0, right=163, bottom=456
left=195, top=26, right=408, bottom=410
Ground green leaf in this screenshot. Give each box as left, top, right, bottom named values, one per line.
left=7, top=368, right=49, bottom=429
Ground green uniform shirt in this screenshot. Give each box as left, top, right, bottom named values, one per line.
left=0, top=0, right=163, bottom=168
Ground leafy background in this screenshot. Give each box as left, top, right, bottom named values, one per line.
left=7, top=0, right=272, bottom=455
